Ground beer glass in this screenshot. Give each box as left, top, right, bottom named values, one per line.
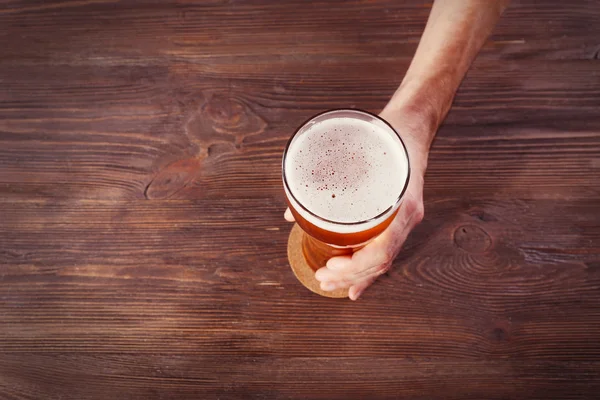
left=283, top=109, right=410, bottom=278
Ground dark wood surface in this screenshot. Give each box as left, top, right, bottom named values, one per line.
left=1, top=1, right=599, bottom=399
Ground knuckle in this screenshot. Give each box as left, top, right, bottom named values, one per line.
left=382, top=250, right=394, bottom=265
left=375, top=263, right=390, bottom=276
left=404, top=196, right=424, bottom=221
left=414, top=202, right=425, bottom=223
left=404, top=198, right=418, bottom=216
left=356, top=262, right=389, bottom=280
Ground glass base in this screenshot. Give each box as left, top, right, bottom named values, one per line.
left=287, top=224, right=348, bottom=298
left=301, top=233, right=355, bottom=272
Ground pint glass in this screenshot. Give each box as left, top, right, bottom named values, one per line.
left=283, top=109, right=410, bottom=272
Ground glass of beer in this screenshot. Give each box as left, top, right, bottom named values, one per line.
left=282, top=109, right=410, bottom=279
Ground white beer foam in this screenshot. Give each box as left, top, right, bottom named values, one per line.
left=284, top=115, right=409, bottom=234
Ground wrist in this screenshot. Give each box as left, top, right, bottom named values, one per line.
left=382, top=71, right=459, bottom=147
left=379, top=111, right=430, bottom=177
left=391, top=74, right=453, bottom=122
left=380, top=83, right=437, bottom=151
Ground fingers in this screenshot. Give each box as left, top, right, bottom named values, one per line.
left=318, top=279, right=351, bottom=292
left=314, top=198, right=422, bottom=296
left=314, top=236, right=392, bottom=292
left=325, top=255, right=352, bottom=271
left=316, top=264, right=381, bottom=300
left=315, top=261, right=350, bottom=287
left=318, top=239, right=391, bottom=282
left=284, top=208, right=295, bottom=222
left=315, top=249, right=390, bottom=291
left=344, top=240, right=392, bottom=278
left=349, top=276, right=378, bottom=301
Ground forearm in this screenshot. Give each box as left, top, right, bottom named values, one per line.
left=384, top=0, right=510, bottom=148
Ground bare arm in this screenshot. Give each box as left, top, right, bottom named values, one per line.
left=384, top=0, right=510, bottom=150
left=289, top=0, right=510, bottom=299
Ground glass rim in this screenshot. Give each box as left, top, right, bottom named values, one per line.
left=282, top=108, right=411, bottom=227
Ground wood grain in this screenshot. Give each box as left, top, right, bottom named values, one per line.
left=1, top=355, right=599, bottom=400
left=1, top=0, right=600, bottom=399
left=1, top=198, right=599, bottom=359
left=1, top=60, right=598, bottom=201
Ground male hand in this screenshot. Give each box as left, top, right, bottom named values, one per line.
left=284, top=106, right=433, bottom=300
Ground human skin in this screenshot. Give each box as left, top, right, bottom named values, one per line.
left=285, top=0, right=511, bottom=300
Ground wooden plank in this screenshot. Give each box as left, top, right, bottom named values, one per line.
left=1, top=198, right=598, bottom=361
left=1, top=0, right=599, bottom=202
left=1, top=0, right=600, bottom=399
left=0, top=355, right=598, bottom=400
left=1, top=59, right=599, bottom=200
left=1, top=1, right=598, bottom=63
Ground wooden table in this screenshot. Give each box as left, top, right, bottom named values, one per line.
left=1, top=1, right=599, bottom=399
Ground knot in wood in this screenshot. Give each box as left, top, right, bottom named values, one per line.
left=453, top=224, right=492, bottom=253
left=201, top=93, right=266, bottom=136
left=145, top=157, right=201, bottom=200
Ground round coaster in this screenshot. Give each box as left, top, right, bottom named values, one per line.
left=287, top=224, right=348, bottom=298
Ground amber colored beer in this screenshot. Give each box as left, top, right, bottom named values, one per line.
left=282, top=109, right=410, bottom=271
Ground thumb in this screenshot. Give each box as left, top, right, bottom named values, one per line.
left=349, top=275, right=378, bottom=301
left=284, top=208, right=295, bottom=222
